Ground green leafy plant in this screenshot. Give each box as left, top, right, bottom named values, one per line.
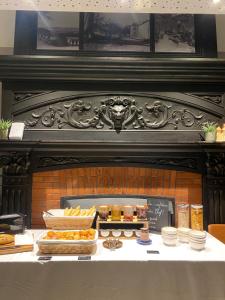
left=201, top=121, right=217, bottom=133
left=0, top=119, right=12, bottom=131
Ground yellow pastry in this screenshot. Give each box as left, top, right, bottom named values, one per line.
left=0, top=234, right=14, bottom=245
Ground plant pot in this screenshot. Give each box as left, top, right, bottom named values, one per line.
left=204, top=131, right=216, bottom=143
left=0, top=129, right=9, bottom=140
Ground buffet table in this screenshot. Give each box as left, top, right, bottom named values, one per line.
left=0, top=231, right=225, bottom=300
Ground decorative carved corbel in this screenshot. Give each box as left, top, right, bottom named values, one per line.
left=0, top=152, right=31, bottom=176
left=205, top=152, right=225, bottom=177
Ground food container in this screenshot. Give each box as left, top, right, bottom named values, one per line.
left=189, top=230, right=206, bottom=251
left=112, top=230, right=122, bottom=237
left=191, top=205, right=203, bottom=231
left=161, top=227, right=177, bottom=246
left=37, top=230, right=98, bottom=254
left=111, top=205, right=121, bottom=221
left=177, top=204, right=189, bottom=228
left=135, top=230, right=141, bottom=238
left=98, top=206, right=109, bottom=221
left=136, top=205, right=148, bottom=220
left=43, top=209, right=96, bottom=230
left=177, top=227, right=191, bottom=243
left=123, top=206, right=133, bottom=221
left=140, top=227, right=149, bottom=241
left=100, top=229, right=110, bottom=238
left=123, top=230, right=134, bottom=238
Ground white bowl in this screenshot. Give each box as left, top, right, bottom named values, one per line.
left=112, top=230, right=122, bottom=237
left=124, top=230, right=133, bottom=238
left=162, top=227, right=177, bottom=235
left=162, top=237, right=177, bottom=246
left=135, top=230, right=141, bottom=237
left=100, top=230, right=110, bottom=238
left=190, top=240, right=206, bottom=250
left=189, top=230, right=206, bottom=239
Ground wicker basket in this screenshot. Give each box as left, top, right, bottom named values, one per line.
left=38, top=243, right=97, bottom=254
left=43, top=209, right=95, bottom=230
left=37, top=230, right=98, bottom=254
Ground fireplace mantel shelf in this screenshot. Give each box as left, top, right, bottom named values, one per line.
left=0, top=140, right=225, bottom=153
left=1, top=56, right=225, bottom=86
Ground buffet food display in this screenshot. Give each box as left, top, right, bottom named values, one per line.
left=96, top=204, right=149, bottom=239
left=0, top=202, right=213, bottom=256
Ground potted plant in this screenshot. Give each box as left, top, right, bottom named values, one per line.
left=201, top=121, right=217, bottom=143
left=0, top=119, right=12, bottom=140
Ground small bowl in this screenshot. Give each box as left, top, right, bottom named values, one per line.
left=100, top=230, right=110, bottom=238
left=189, top=240, right=206, bottom=251
left=163, top=238, right=177, bottom=246
left=112, top=230, right=122, bottom=237
left=124, top=230, right=133, bottom=238
left=135, top=230, right=141, bottom=238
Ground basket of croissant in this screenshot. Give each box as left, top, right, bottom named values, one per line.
left=43, top=206, right=96, bottom=230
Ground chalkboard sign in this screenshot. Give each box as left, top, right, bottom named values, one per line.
left=147, top=198, right=174, bottom=232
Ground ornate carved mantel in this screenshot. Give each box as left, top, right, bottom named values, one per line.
left=0, top=56, right=225, bottom=227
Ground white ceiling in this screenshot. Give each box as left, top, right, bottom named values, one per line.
left=0, top=0, right=225, bottom=14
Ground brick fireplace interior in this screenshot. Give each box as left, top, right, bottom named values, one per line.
left=32, top=166, right=202, bottom=228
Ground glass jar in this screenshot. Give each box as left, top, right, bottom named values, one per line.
left=123, top=205, right=133, bottom=221
left=177, top=203, right=189, bottom=228
left=140, top=227, right=149, bottom=241
left=136, top=205, right=148, bottom=220
left=98, top=205, right=109, bottom=220
left=111, top=205, right=121, bottom=221
left=191, top=204, right=203, bottom=231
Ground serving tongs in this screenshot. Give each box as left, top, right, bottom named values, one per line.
left=43, top=211, right=54, bottom=216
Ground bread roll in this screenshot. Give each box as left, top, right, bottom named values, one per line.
left=0, top=234, right=14, bottom=245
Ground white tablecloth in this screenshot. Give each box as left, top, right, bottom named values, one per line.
left=0, top=231, right=225, bottom=300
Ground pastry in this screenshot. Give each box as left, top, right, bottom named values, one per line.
left=0, top=234, right=14, bottom=245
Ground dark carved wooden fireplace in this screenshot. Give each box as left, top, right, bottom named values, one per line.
left=0, top=56, right=225, bottom=228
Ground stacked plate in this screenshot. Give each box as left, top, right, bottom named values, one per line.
left=161, top=227, right=177, bottom=246
left=177, top=227, right=191, bottom=243
left=189, top=230, right=207, bottom=250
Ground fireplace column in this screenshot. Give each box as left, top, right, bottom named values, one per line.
left=204, top=151, right=225, bottom=225
left=0, top=152, right=32, bottom=227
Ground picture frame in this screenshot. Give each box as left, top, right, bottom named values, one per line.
left=14, top=11, right=217, bottom=58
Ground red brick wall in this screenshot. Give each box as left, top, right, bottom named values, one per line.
left=32, top=167, right=202, bottom=228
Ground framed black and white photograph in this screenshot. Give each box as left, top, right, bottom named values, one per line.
left=83, top=13, right=150, bottom=52
left=14, top=11, right=217, bottom=58
left=154, top=14, right=195, bottom=53
left=37, top=12, right=80, bottom=50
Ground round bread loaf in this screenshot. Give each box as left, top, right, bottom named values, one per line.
left=0, top=234, right=14, bottom=245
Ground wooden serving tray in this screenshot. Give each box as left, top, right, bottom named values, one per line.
left=0, top=242, right=33, bottom=255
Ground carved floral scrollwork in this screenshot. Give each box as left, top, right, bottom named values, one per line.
left=26, top=96, right=204, bottom=132
left=143, top=101, right=203, bottom=129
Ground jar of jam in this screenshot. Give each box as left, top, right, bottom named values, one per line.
left=136, top=205, right=148, bottom=220
left=98, top=205, right=109, bottom=220
left=111, top=205, right=121, bottom=221
left=123, top=205, right=133, bottom=221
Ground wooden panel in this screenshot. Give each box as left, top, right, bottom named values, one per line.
left=32, top=167, right=202, bottom=228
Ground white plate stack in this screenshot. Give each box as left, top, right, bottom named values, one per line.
left=161, top=227, right=177, bottom=246
left=177, top=227, right=191, bottom=243
left=189, top=230, right=207, bottom=250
